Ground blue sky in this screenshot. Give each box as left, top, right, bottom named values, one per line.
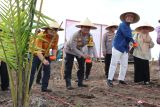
left=37, top=0, right=160, bottom=59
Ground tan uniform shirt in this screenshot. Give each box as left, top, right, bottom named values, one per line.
left=65, top=30, right=91, bottom=57
left=133, top=33, right=154, bottom=60
left=102, top=31, right=115, bottom=54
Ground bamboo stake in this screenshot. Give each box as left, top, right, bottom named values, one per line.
left=60, top=19, right=68, bottom=80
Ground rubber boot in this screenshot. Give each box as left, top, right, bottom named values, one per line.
left=78, top=79, right=88, bottom=87
left=65, top=79, right=73, bottom=90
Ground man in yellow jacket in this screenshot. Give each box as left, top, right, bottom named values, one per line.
left=29, top=21, right=63, bottom=92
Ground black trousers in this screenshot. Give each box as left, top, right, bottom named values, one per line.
left=134, top=56, right=150, bottom=83
left=85, top=62, right=92, bottom=79
left=64, top=53, right=85, bottom=85
left=0, top=61, right=9, bottom=90
left=104, top=54, right=112, bottom=78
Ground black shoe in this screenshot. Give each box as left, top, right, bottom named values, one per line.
left=119, top=80, right=127, bottom=85
left=78, top=84, right=88, bottom=87
left=106, top=79, right=113, bottom=87
left=66, top=86, right=74, bottom=90
left=1, top=87, right=9, bottom=91
left=36, top=82, right=41, bottom=85
left=41, top=89, right=52, bottom=92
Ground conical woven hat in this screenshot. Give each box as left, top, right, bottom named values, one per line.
left=106, top=22, right=118, bottom=30
left=120, top=11, right=140, bottom=24
left=76, top=18, right=97, bottom=29
left=135, top=22, right=154, bottom=32
left=42, top=20, right=64, bottom=31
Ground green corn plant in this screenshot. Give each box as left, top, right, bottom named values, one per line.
left=0, top=0, right=57, bottom=107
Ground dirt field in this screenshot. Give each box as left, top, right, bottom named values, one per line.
left=1, top=61, right=160, bottom=107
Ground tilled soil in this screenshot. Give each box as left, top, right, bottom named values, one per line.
left=1, top=61, right=160, bottom=107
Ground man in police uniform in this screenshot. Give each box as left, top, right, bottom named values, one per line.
left=64, top=18, right=97, bottom=90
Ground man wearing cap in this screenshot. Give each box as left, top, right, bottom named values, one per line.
left=64, top=18, right=97, bottom=89
left=82, top=36, right=98, bottom=80
left=29, top=21, right=63, bottom=92
left=102, top=24, right=118, bottom=79
left=106, top=12, right=140, bottom=87
left=133, top=23, right=154, bottom=85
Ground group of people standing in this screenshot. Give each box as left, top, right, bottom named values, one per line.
left=1, top=11, right=160, bottom=92
left=104, top=11, right=155, bottom=87
left=63, top=11, right=157, bottom=90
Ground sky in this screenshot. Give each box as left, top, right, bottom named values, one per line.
left=37, top=0, right=160, bottom=59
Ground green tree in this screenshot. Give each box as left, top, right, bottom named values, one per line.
left=0, top=0, right=58, bottom=106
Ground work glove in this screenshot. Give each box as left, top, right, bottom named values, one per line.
left=133, top=42, right=138, bottom=48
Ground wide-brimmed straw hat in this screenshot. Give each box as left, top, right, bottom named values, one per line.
left=120, top=12, right=140, bottom=24
left=105, top=23, right=118, bottom=30
left=135, top=23, right=154, bottom=32
left=76, top=18, right=97, bottom=29
left=42, top=21, right=64, bottom=31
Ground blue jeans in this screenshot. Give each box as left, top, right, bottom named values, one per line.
left=29, top=56, right=51, bottom=90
